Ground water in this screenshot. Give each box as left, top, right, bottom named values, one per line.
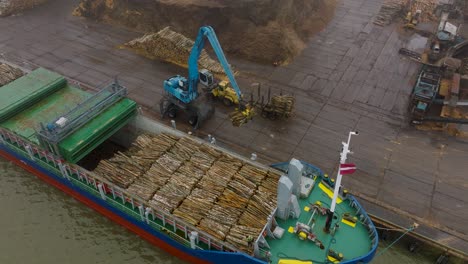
left=0, top=158, right=437, bottom=264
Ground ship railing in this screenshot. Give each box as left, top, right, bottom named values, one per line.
left=254, top=207, right=277, bottom=258
left=0, top=127, right=240, bottom=254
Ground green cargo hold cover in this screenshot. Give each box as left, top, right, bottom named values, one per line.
left=0, top=85, right=91, bottom=144
left=0, top=68, right=66, bottom=122
left=58, top=98, right=137, bottom=163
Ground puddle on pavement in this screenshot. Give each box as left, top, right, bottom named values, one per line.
left=406, top=34, right=428, bottom=52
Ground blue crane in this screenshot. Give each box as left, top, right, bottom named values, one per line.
left=160, top=26, right=249, bottom=128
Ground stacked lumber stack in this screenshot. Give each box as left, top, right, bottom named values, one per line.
left=373, top=0, right=407, bottom=26
left=123, top=27, right=225, bottom=75
left=0, top=63, right=23, bottom=86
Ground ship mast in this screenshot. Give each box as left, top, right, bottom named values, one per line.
left=324, top=131, right=358, bottom=233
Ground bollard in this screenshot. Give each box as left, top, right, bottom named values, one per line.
left=251, top=153, right=257, bottom=161
left=171, top=120, right=176, bottom=129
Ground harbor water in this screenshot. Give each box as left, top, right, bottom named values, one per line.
left=0, top=158, right=435, bottom=264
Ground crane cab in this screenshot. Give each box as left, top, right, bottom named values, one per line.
left=199, top=69, right=215, bottom=87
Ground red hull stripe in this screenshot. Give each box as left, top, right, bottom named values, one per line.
left=0, top=149, right=209, bottom=264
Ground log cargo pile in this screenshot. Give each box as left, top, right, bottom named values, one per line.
left=123, top=27, right=226, bottom=76
left=0, top=63, right=23, bottom=86
left=94, top=132, right=283, bottom=251
left=0, top=0, right=48, bottom=17
left=269, top=95, right=295, bottom=118
left=373, top=0, right=407, bottom=26
left=410, top=0, right=438, bottom=23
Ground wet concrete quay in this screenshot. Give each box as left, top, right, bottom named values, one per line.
left=0, top=0, right=467, bottom=256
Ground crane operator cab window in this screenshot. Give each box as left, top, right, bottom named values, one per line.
left=179, top=80, right=188, bottom=91
left=199, top=69, right=214, bottom=87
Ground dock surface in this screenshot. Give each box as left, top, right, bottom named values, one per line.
left=0, top=0, right=467, bottom=254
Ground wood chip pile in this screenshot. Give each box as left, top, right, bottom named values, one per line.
left=0, top=63, right=23, bottom=86
left=123, top=27, right=225, bottom=76
left=94, top=133, right=282, bottom=252
left=373, top=0, right=407, bottom=26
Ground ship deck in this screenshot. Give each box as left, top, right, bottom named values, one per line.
left=266, top=163, right=375, bottom=264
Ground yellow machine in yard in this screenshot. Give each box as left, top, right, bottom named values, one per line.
left=211, top=80, right=239, bottom=106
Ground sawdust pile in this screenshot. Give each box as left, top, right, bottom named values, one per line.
left=0, top=0, right=47, bottom=16
left=73, top=0, right=337, bottom=65
left=123, top=27, right=225, bottom=75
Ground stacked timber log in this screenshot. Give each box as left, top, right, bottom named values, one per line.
left=269, top=95, right=295, bottom=118
left=123, top=27, right=225, bottom=75
left=0, top=63, right=23, bottom=86
left=0, top=0, right=48, bottom=17
left=410, top=0, right=438, bottom=23
left=95, top=151, right=146, bottom=188
left=373, top=0, right=407, bottom=26
left=461, top=58, right=468, bottom=75
left=226, top=225, right=262, bottom=254
left=94, top=132, right=283, bottom=252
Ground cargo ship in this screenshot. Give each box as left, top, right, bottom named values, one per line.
left=0, top=67, right=378, bottom=264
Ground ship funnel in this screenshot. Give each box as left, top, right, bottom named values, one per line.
left=288, top=158, right=303, bottom=196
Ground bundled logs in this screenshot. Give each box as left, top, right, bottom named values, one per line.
left=226, top=225, right=262, bottom=254
left=269, top=95, right=295, bottom=118
left=373, top=0, right=407, bottom=26
left=0, top=0, right=48, bottom=17
left=94, top=132, right=283, bottom=251
left=373, top=0, right=438, bottom=26
left=461, top=58, right=468, bottom=75
left=0, top=63, right=23, bottom=86
left=123, top=27, right=225, bottom=75
left=410, top=0, right=438, bottom=23
left=95, top=151, right=146, bottom=188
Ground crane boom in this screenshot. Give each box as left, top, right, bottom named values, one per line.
left=188, top=26, right=243, bottom=101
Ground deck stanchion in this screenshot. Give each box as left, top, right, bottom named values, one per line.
left=138, top=205, right=145, bottom=221
left=25, top=145, right=35, bottom=161
left=98, top=183, right=107, bottom=200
